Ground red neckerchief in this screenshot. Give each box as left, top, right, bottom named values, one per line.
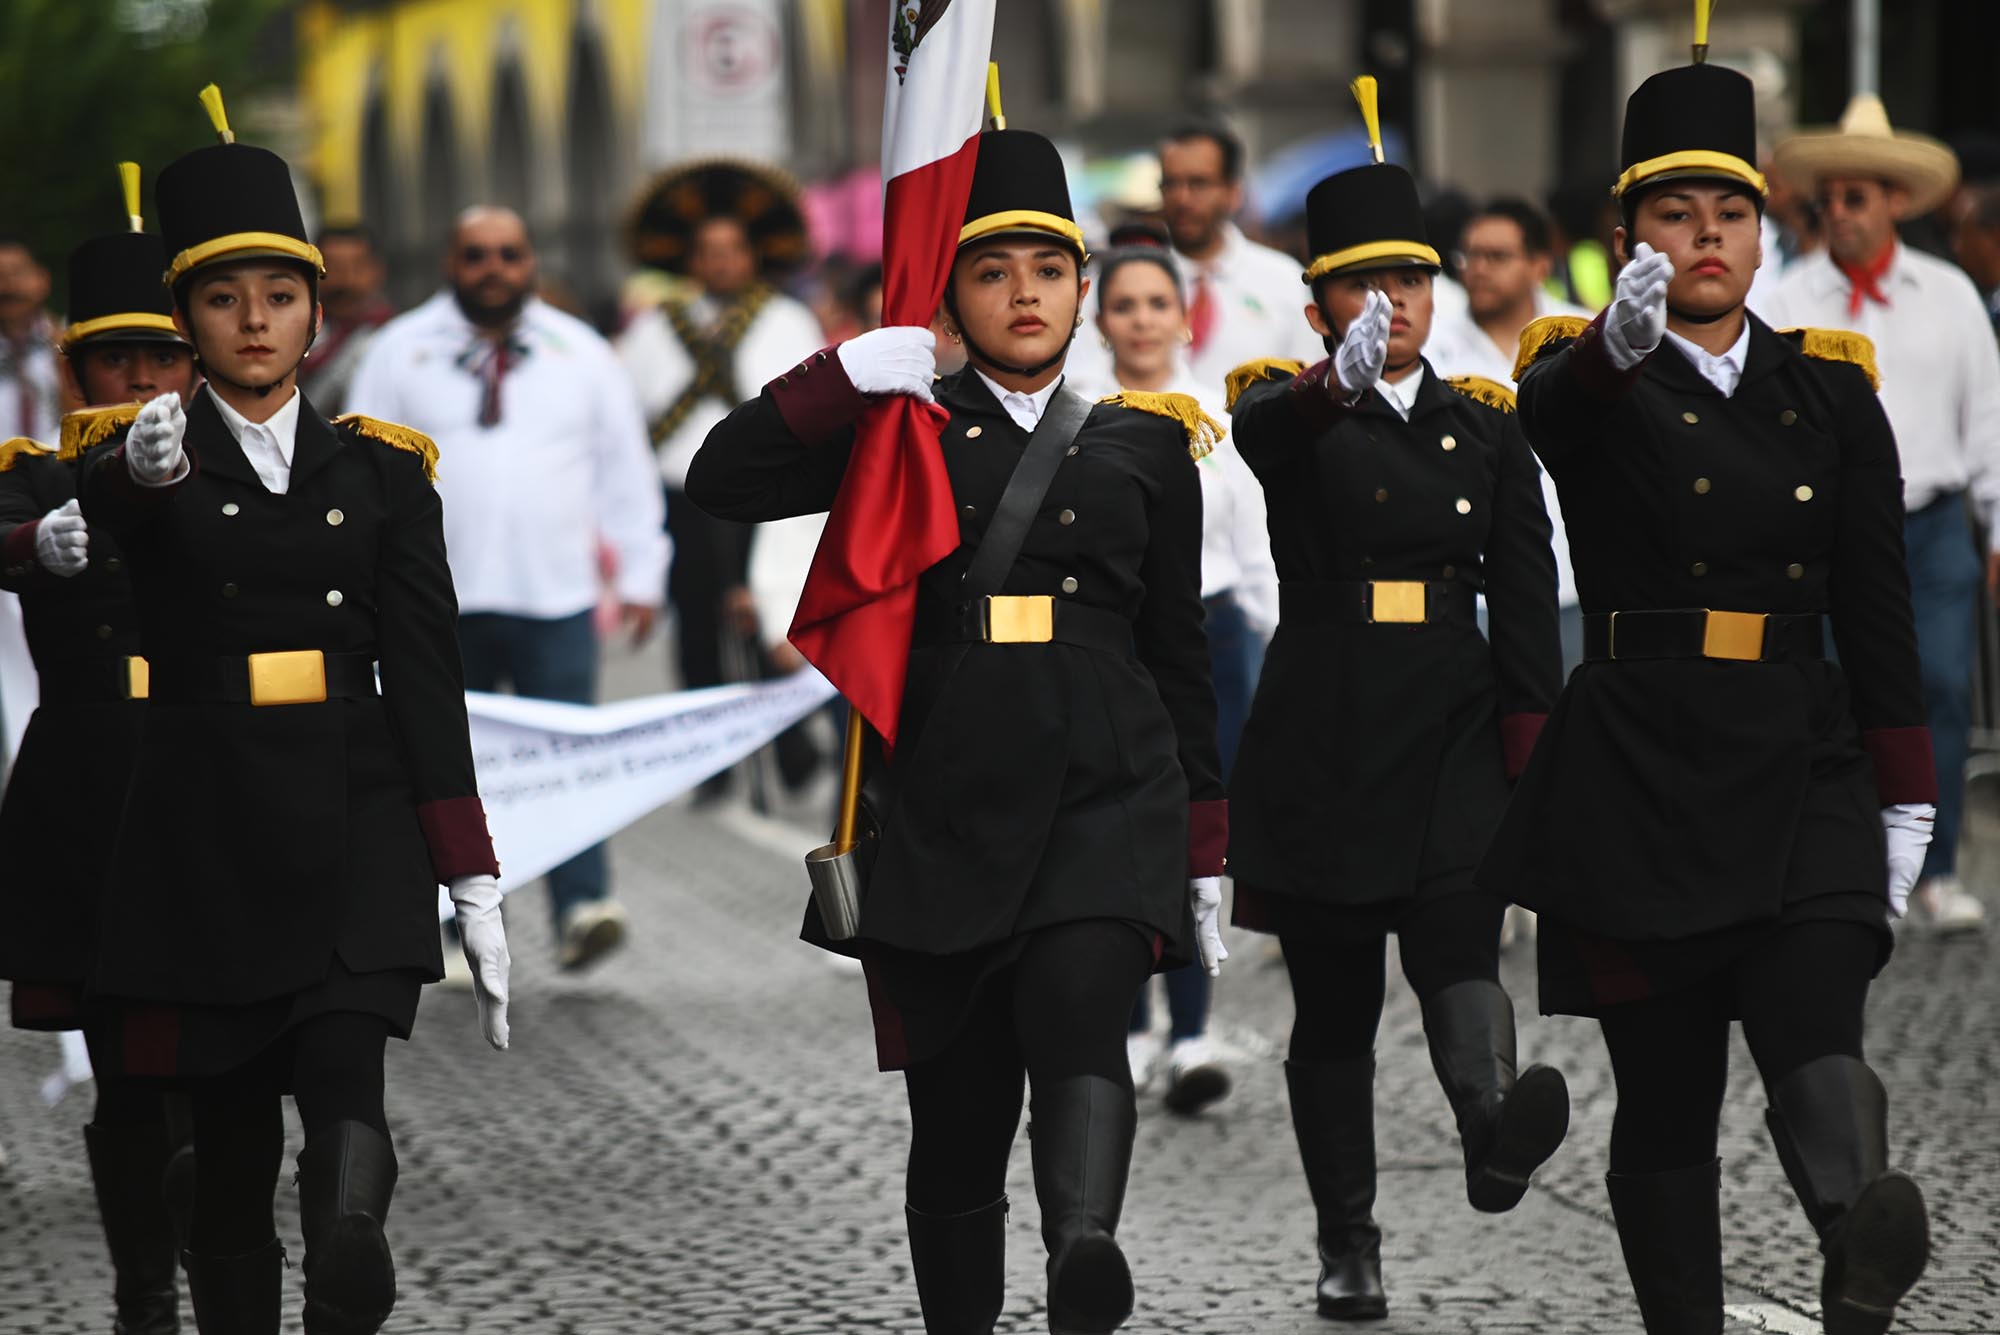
left=1836, top=239, right=1896, bottom=318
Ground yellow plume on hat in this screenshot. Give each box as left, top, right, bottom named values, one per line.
left=1693, top=0, right=1715, bottom=62
left=986, top=62, right=1005, bottom=131
left=198, top=83, right=235, bottom=144
left=1351, top=76, right=1383, bottom=164
left=118, top=161, right=142, bottom=232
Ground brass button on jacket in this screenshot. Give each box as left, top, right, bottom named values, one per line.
left=1060, top=576, right=1078, bottom=594
left=1693, top=477, right=1712, bottom=495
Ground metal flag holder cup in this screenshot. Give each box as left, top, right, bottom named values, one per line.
left=804, top=708, right=867, bottom=940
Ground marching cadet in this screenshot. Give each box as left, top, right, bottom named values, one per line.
left=1223, top=77, right=1569, bottom=1323
left=76, top=89, right=510, bottom=1335
left=1477, top=23, right=1936, bottom=1334
left=687, top=127, right=1226, bottom=1335
left=0, top=163, right=199, bottom=1335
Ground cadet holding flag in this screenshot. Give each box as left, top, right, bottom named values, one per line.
left=77, top=89, right=508, bottom=1335
left=1479, top=7, right=1936, bottom=1331
left=0, top=162, right=199, bottom=1335
left=1222, top=76, right=1568, bottom=1323
left=688, top=21, right=1224, bottom=1332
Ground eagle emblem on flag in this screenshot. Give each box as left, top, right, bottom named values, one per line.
left=891, top=0, right=952, bottom=83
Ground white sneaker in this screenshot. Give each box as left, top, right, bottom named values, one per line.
left=1914, top=875, right=1987, bottom=936
left=558, top=899, right=630, bottom=971
left=1162, top=1036, right=1232, bottom=1115
left=1500, top=905, right=1538, bottom=950
left=1127, top=1031, right=1164, bottom=1096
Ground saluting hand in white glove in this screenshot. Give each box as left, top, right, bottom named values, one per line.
left=448, top=874, right=511, bottom=1050
left=1882, top=804, right=1935, bottom=919
left=33, top=500, right=88, bottom=577
left=124, top=391, right=188, bottom=485
left=1334, top=288, right=1393, bottom=396
left=1606, top=241, right=1675, bottom=366
left=1191, top=876, right=1229, bottom=977
left=836, top=325, right=937, bottom=403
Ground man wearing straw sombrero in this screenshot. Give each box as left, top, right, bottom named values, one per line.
left=1768, top=95, right=2000, bottom=937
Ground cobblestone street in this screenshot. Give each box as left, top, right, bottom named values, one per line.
left=4, top=657, right=1996, bottom=1335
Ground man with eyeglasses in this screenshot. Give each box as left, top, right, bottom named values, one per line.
left=349, top=206, right=668, bottom=971
left=1158, top=120, right=1326, bottom=400
left=1766, top=95, right=2000, bottom=936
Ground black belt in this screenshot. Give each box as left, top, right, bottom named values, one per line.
left=148, top=650, right=379, bottom=705
left=38, top=656, right=149, bottom=704
left=1279, top=580, right=1476, bottom=626
left=1582, top=610, right=1824, bottom=663
left=915, top=596, right=1133, bottom=654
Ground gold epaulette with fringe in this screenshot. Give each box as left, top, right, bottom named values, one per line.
left=1445, top=375, right=1517, bottom=414
left=1223, top=358, right=1306, bottom=412
left=1511, top=314, right=1592, bottom=382
left=1096, top=390, right=1224, bottom=461
left=1779, top=327, right=1881, bottom=392
left=334, top=414, right=440, bottom=482
left=58, top=402, right=141, bottom=460
left=0, top=437, right=54, bottom=473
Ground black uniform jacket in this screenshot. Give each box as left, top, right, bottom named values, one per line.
left=78, top=390, right=497, bottom=1008
left=687, top=355, right=1225, bottom=967
left=1225, top=358, right=1561, bottom=919
left=1478, top=312, right=1935, bottom=941
left=0, top=426, right=146, bottom=1022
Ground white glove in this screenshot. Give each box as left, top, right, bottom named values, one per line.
left=124, top=392, right=187, bottom=486
left=1191, top=876, right=1228, bottom=977
left=835, top=325, right=937, bottom=403
left=448, top=874, right=511, bottom=1049
left=33, top=500, right=88, bottom=577
left=1602, top=241, right=1675, bottom=369
left=1882, top=803, right=1935, bottom=919
left=1333, top=288, right=1392, bottom=396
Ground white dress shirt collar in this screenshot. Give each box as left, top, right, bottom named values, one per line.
left=1374, top=364, right=1426, bottom=420
left=973, top=369, right=1063, bottom=432
left=1662, top=321, right=1752, bottom=398
left=206, top=382, right=302, bottom=493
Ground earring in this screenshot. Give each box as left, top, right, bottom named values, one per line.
left=1181, top=326, right=1194, bottom=344
left=1073, top=315, right=1083, bottom=331
left=946, top=328, right=962, bottom=345
left=1099, top=335, right=1111, bottom=350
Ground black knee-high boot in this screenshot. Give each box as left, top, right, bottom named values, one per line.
left=295, top=1122, right=398, bottom=1335
left=182, top=1239, right=283, bottom=1335
left=1284, top=1059, right=1387, bottom=1320
left=162, top=1095, right=198, bottom=1252
left=1419, top=979, right=1570, bottom=1212
left=906, top=1197, right=1007, bottom=1334
left=1764, top=1057, right=1928, bottom=1335
left=85, top=1122, right=184, bottom=1334
left=1030, top=1076, right=1136, bottom=1335
left=1605, top=1160, right=1724, bottom=1335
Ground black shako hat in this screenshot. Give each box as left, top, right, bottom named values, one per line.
left=958, top=129, right=1089, bottom=263
left=1613, top=29, right=1766, bottom=200
left=60, top=162, right=183, bottom=352
left=156, top=84, right=324, bottom=291
left=1302, top=77, right=1439, bottom=285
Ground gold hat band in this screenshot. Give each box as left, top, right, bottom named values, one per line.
left=1613, top=150, right=1767, bottom=199
left=1302, top=239, right=1443, bottom=284
left=58, top=312, right=184, bottom=351
left=958, top=209, right=1089, bottom=257
left=164, top=232, right=327, bottom=286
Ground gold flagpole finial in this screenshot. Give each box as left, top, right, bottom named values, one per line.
left=1693, top=0, right=1714, bottom=63
left=986, top=62, right=1006, bottom=131
left=1351, top=75, right=1384, bottom=164
left=198, top=83, right=235, bottom=143
left=118, top=162, right=143, bottom=232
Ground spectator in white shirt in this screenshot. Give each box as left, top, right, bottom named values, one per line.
left=349, top=206, right=668, bottom=970
left=1767, top=96, right=2000, bottom=933
left=1426, top=198, right=1591, bottom=671
left=1158, top=122, right=1326, bottom=404
left=0, top=237, right=60, bottom=442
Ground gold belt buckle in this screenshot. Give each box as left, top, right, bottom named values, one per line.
left=983, top=595, right=1054, bottom=644
left=1369, top=581, right=1426, bottom=624
left=1701, top=610, right=1768, bottom=662
left=247, top=649, right=328, bottom=706
left=123, top=656, right=149, bottom=701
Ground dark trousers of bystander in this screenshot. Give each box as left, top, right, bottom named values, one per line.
left=1903, top=495, right=1982, bottom=882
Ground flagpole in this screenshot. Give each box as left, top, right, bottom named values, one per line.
left=834, top=708, right=866, bottom=854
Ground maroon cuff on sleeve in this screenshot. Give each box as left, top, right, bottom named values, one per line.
left=417, top=796, right=501, bottom=882
left=769, top=345, right=873, bottom=446
left=1862, top=727, right=1939, bottom=805
left=98, top=445, right=198, bottom=504
left=1499, top=712, right=1548, bottom=780
left=1285, top=358, right=1359, bottom=433
left=1566, top=310, right=1650, bottom=400
left=3, top=519, right=40, bottom=577
left=1188, top=798, right=1229, bottom=878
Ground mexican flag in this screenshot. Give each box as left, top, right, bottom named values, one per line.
left=787, top=0, right=995, bottom=750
